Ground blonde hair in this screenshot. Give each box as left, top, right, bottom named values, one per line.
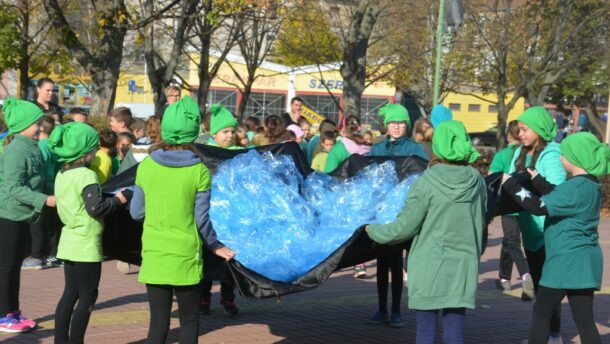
left=164, top=85, right=181, bottom=97
left=413, top=118, right=434, bottom=142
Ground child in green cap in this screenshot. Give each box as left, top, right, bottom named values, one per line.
left=130, top=96, right=235, bottom=343
left=508, top=106, right=566, bottom=341
left=0, top=98, right=56, bottom=333
left=48, top=122, right=130, bottom=343
left=502, top=132, right=608, bottom=344
left=366, top=120, right=486, bottom=343
left=207, top=103, right=242, bottom=150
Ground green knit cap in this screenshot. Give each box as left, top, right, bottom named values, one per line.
left=161, top=96, right=201, bottom=144
left=517, top=106, right=557, bottom=142
left=3, top=98, right=44, bottom=134
left=560, top=132, right=609, bottom=177
left=432, top=120, right=480, bottom=163
left=379, top=103, right=410, bottom=127
left=209, top=103, right=238, bottom=135
left=48, top=122, right=99, bottom=162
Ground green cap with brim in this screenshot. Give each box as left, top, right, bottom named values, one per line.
left=161, top=96, right=201, bottom=144
left=209, top=103, right=238, bottom=135
left=560, top=132, right=609, bottom=177
left=432, top=120, right=480, bottom=163
left=3, top=98, right=44, bottom=134
left=48, top=122, right=99, bottom=162
left=517, top=106, right=557, bottom=142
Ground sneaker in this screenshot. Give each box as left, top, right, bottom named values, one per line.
left=366, top=310, right=388, bottom=324
left=548, top=333, right=564, bottom=344
left=495, top=278, right=511, bottom=292
left=220, top=298, right=239, bottom=316
left=353, top=265, right=367, bottom=279
left=21, top=257, right=44, bottom=270
left=522, top=275, right=535, bottom=301
left=45, top=256, right=63, bottom=268
left=389, top=312, right=404, bottom=327
left=0, top=313, right=30, bottom=333
left=116, top=261, right=131, bottom=274
left=12, top=310, right=36, bottom=329
left=199, top=299, right=211, bottom=315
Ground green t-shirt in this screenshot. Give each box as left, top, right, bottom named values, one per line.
left=489, top=144, right=517, bottom=174
left=540, top=176, right=603, bottom=290
left=55, top=167, right=104, bottom=262
left=38, top=138, right=60, bottom=194
left=136, top=156, right=211, bottom=286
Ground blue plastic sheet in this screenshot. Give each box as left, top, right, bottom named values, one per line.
left=210, top=150, right=420, bottom=282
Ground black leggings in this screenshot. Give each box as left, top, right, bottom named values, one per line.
left=376, top=250, right=403, bottom=314
left=525, top=247, right=561, bottom=333
left=201, top=279, right=235, bottom=302
left=29, top=207, right=62, bottom=259
left=499, top=216, right=529, bottom=279
left=54, top=261, right=101, bottom=344
left=0, top=218, right=28, bottom=315
left=146, top=283, right=201, bottom=344
left=529, top=287, right=600, bottom=344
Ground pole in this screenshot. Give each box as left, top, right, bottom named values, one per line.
left=432, top=0, right=446, bottom=106
left=605, top=89, right=610, bottom=144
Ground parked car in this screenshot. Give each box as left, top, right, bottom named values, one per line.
left=469, top=126, right=498, bottom=147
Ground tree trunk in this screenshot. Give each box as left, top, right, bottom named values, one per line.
left=89, top=70, right=119, bottom=116
left=18, top=6, right=30, bottom=99
left=339, top=0, right=380, bottom=118
left=237, top=83, right=253, bottom=120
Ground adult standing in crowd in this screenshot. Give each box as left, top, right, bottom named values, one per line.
left=32, top=78, right=63, bottom=123
left=282, top=96, right=303, bottom=127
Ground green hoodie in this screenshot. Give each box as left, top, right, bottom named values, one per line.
left=368, top=163, right=487, bottom=310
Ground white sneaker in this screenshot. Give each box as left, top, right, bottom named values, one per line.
left=547, top=334, right=564, bottom=344
left=116, top=261, right=131, bottom=274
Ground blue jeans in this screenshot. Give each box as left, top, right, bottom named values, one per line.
left=415, top=308, right=466, bottom=344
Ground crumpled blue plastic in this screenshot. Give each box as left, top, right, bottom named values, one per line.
left=209, top=150, right=420, bottom=282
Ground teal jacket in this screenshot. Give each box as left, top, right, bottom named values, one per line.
left=368, top=163, right=487, bottom=310
left=0, top=134, right=48, bottom=222
left=38, top=138, right=60, bottom=194
left=509, top=142, right=566, bottom=251
left=369, top=136, right=428, bottom=160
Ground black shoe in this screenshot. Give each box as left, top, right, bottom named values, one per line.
left=220, top=298, right=238, bottom=316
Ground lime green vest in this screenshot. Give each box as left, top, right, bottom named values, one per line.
left=136, top=156, right=211, bottom=286
left=55, top=167, right=104, bottom=262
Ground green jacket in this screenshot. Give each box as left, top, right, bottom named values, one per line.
left=509, top=142, right=566, bottom=251
left=0, top=134, right=48, bottom=222
left=368, top=163, right=487, bottom=310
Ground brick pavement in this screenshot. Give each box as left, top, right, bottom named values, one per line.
left=1, top=219, right=609, bottom=344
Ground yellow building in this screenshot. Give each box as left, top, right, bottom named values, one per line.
left=441, top=93, right=525, bottom=132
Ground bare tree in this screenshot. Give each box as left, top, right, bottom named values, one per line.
left=44, top=0, right=180, bottom=115
left=141, top=0, right=198, bottom=112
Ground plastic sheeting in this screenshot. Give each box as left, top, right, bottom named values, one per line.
left=210, top=150, right=419, bottom=282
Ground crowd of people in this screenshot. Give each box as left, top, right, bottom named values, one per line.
left=0, top=77, right=607, bottom=344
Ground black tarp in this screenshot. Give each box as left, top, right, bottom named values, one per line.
left=102, top=142, right=508, bottom=299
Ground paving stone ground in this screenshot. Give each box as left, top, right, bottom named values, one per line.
left=2, top=219, right=609, bottom=344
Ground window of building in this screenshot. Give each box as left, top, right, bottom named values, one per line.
left=449, top=103, right=461, bottom=111
left=468, top=104, right=481, bottom=112
left=360, top=97, right=390, bottom=131
left=244, top=92, right=286, bottom=119
left=488, top=105, right=498, bottom=113
left=206, top=89, right=238, bottom=114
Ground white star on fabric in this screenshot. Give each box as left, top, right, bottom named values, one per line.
left=516, top=188, right=532, bottom=202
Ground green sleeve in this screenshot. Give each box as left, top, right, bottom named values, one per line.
left=542, top=183, right=579, bottom=217
left=538, top=149, right=566, bottom=185
left=367, top=179, right=429, bottom=245
left=116, top=150, right=138, bottom=175
left=3, top=150, right=47, bottom=212
left=323, top=142, right=350, bottom=173
left=489, top=146, right=513, bottom=174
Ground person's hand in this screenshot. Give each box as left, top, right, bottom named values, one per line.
left=213, top=246, right=236, bottom=261
left=501, top=173, right=511, bottom=185
left=527, top=167, right=539, bottom=179
left=364, top=225, right=369, bottom=232
left=115, top=191, right=128, bottom=204
left=45, top=195, right=56, bottom=207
